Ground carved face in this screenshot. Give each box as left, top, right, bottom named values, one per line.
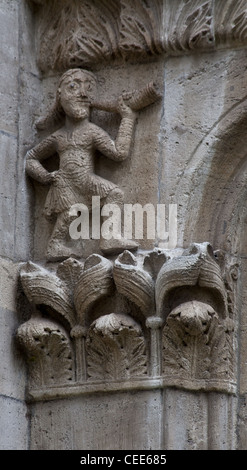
left=58, top=70, right=97, bottom=120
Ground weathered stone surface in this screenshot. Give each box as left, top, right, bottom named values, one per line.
left=0, top=0, right=37, bottom=450
left=17, top=244, right=236, bottom=396
left=161, top=47, right=247, bottom=250
left=0, top=306, right=26, bottom=400
left=163, top=389, right=237, bottom=450
left=30, top=390, right=162, bottom=450
left=0, top=396, right=28, bottom=450
left=86, top=313, right=148, bottom=381
left=0, top=258, right=27, bottom=401
left=0, top=258, right=20, bottom=313
left=3, top=0, right=247, bottom=452
left=26, top=66, right=161, bottom=261
left=29, top=0, right=247, bottom=72
left=0, top=1, right=19, bottom=135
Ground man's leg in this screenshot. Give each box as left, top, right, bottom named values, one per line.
left=99, top=188, right=138, bottom=255
left=46, top=210, right=83, bottom=261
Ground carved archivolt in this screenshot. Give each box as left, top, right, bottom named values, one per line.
left=17, top=243, right=237, bottom=397
left=29, top=0, right=247, bottom=72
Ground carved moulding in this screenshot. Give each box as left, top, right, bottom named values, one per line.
left=16, top=243, right=237, bottom=400
left=29, top=0, right=247, bottom=72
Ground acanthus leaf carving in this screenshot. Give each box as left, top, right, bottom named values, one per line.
left=156, top=242, right=228, bottom=319
left=158, top=243, right=236, bottom=392
left=17, top=317, right=74, bottom=389
left=215, top=0, right=247, bottom=45
left=143, top=248, right=169, bottom=279
left=34, top=0, right=121, bottom=72
left=164, top=0, right=214, bottom=53
left=113, top=250, right=155, bottom=317
left=162, top=300, right=235, bottom=391
left=20, top=261, right=76, bottom=329
left=56, top=257, right=84, bottom=292
left=74, top=254, right=114, bottom=325
left=120, top=0, right=214, bottom=57
left=214, top=248, right=240, bottom=317
left=17, top=243, right=237, bottom=396
left=28, top=0, right=247, bottom=73
left=86, top=313, right=147, bottom=381
left=119, top=0, right=164, bottom=56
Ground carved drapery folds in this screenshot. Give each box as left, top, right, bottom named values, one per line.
left=17, top=243, right=237, bottom=398
left=29, top=0, right=247, bottom=72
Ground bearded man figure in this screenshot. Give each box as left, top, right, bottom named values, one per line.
left=26, top=68, right=139, bottom=260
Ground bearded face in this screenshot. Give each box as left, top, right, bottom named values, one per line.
left=59, top=70, right=97, bottom=120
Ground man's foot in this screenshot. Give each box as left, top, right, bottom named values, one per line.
left=46, top=241, right=84, bottom=262
left=100, top=238, right=139, bottom=256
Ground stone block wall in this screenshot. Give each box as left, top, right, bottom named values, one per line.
left=0, top=0, right=41, bottom=449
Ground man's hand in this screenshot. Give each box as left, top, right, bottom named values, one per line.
left=118, top=96, right=137, bottom=120
left=43, top=171, right=59, bottom=184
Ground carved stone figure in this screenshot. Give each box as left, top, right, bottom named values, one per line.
left=26, top=68, right=159, bottom=260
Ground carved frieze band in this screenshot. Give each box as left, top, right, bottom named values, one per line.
left=17, top=243, right=238, bottom=397
left=29, top=0, right=247, bottom=71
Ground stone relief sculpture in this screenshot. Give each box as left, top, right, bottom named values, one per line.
left=26, top=68, right=160, bottom=260
left=19, top=2, right=241, bottom=402
left=17, top=243, right=237, bottom=397
left=30, top=0, right=247, bottom=73
left=157, top=243, right=236, bottom=390
left=86, top=313, right=147, bottom=382
left=17, top=317, right=74, bottom=388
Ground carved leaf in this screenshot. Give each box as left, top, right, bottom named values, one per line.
left=156, top=246, right=202, bottom=317
left=156, top=242, right=227, bottom=318
left=215, top=0, right=247, bottom=44
left=56, top=257, right=84, bottom=291
left=86, top=313, right=147, bottom=381
left=163, top=0, right=213, bottom=52
left=208, top=320, right=235, bottom=381
left=20, top=262, right=76, bottom=329
left=113, top=251, right=155, bottom=317
left=29, top=0, right=247, bottom=72
left=162, top=301, right=235, bottom=387
left=120, top=0, right=163, bottom=55
left=163, top=320, right=211, bottom=379
left=143, top=248, right=169, bottom=279
left=120, top=0, right=213, bottom=56
left=17, top=318, right=74, bottom=388
left=74, top=254, right=114, bottom=324
left=35, top=0, right=121, bottom=71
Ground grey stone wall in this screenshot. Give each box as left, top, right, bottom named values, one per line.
left=0, top=0, right=41, bottom=449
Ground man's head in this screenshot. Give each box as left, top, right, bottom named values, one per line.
left=57, top=68, right=97, bottom=120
